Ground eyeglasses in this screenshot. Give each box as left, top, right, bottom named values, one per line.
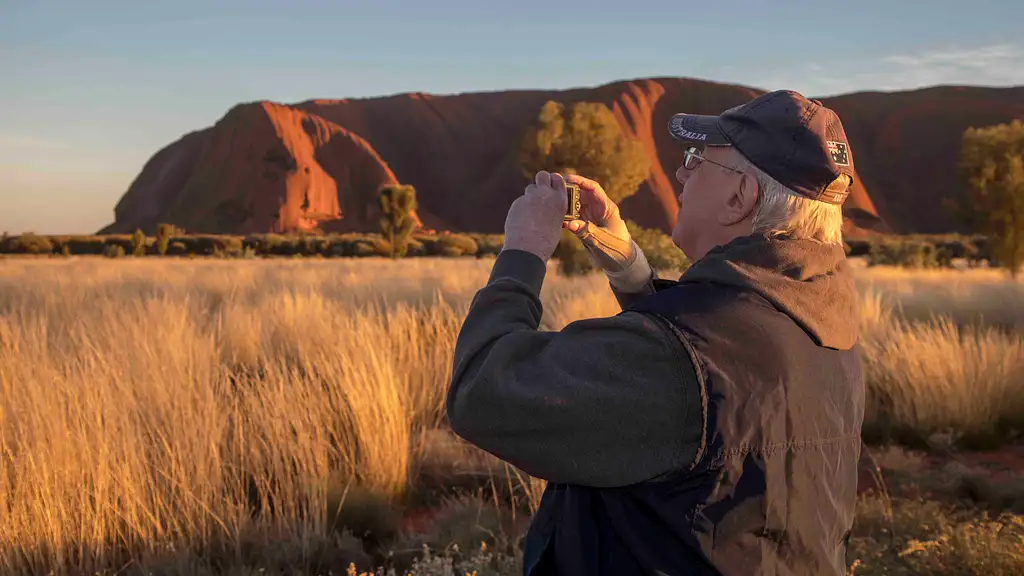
left=682, top=146, right=744, bottom=175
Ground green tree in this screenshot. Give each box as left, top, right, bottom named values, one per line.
left=519, top=100, right=651, bottom=204
left=955, top=119, right=1024, bottom=277
left=377, top=184, right=418, bottom=259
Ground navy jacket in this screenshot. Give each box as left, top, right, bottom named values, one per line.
left=447, top=233, right=865, bottom=575
left=522, top=235, right=865, bottom=575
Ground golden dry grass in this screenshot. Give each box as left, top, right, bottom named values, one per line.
left=0, top=256, right=1022, bottom=574
left=856, top=267, right=1024, bottom=448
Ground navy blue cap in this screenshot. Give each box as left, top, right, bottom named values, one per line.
left=668, top=90, right=855, bottom=205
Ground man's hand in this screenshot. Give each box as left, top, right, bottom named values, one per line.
left=501, top=171, right=569, bottom=261
left=562, top=174, right=637, bottom=273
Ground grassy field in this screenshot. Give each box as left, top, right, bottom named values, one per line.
left=1, top=257, right=1023, bottom=575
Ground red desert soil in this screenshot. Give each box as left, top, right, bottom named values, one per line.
left=100, top=78, right=1024, bottom=237
left=858, top=442, right=1024, bottom=504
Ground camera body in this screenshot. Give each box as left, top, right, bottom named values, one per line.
left=564, top=182, right=582, bottom=221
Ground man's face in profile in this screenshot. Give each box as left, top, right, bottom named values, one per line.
left=672, top=146, right=748, bottom=259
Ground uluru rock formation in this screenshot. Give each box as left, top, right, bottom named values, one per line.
left=100, top=78, right=1024, bottom=236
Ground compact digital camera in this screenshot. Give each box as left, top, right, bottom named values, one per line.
left=564, top=182, right=582, bottom=221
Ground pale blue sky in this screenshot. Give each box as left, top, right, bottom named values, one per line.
left=2, top=0, right=1023, bottom=234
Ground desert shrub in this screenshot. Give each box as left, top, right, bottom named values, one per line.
left=326, top=236, right=352, bottom=257
left=416, top=234, right=440, bottom=257
left=324, top=235, right=354, bottom=257
left=869, top=239, right=939, bottom=268
left=302, top=235, right=331, bottom=257
left=436, top=234, right=478, bottom=257
left=933, top=237, right=979, bottom=267
left=169, top=234, right=243, bottom=256
left=63, top=236, right=107, bottom=255
left=275, top=234, right=304, bottom=256
left=405, top=237, right=427, bottom=257
left=625, top=220, right=690, bottom=272
left=102, top=235, right=134, bottom=255
left=849, top=493, right=1024, bottom=575
left=324, top=234, right=388, bottom=257
left=103, top=244, right=126, bottom=258
left=466, top=233, right=505, bottom=257
left=845, top=238, right=872, bottom=257
left=248, top=233, right=333, bottom=257
left=167, top=240, right=188, bottom=255
left=246, top=233, right=292, bottom=255
left=936, top=237, right=979, bottom=260
left=356, top=237, right=392, bottom=257
left=970, top=235, right=999, bottom=266
left=417, top=233, right=478, bottom=257
left=553, top=228, right=594, bottom=276
left=853, top=234, right=993, bottom=268
left=3, top=233, right=54, bottom=254
left=45, top=235, right=71, bottom=255
left=221, top=235, right=244, bottom=257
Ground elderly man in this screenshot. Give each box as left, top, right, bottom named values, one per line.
left=446, top=90, right=865, bottom=575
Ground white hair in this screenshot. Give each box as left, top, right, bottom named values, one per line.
left=731, top=151, right=847, bottom=245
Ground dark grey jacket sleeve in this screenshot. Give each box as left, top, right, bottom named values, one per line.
left=446, top=249, right=702, bottom=488
left=609, top=264, right=660, bottom=311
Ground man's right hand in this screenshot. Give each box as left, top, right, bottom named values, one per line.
left=562, top=174, right=637, bottom=273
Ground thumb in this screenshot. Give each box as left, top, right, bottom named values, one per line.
left=566, top=220, right=586, bottom=234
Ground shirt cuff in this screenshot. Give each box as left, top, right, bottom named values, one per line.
left=490, top=249, right=547, bottom=295
left=604, top=241, right=655, bottom=291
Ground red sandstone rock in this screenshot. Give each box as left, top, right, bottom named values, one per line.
left=100, top=78, right=1024, bottom=236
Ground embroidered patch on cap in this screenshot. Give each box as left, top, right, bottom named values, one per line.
left=676, top=129, right=707, bottom=141
left=669, top=117, right=708, bottom=141
left=827, top=141, right=850, bottom=166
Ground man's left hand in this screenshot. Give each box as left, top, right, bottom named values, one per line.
left=501, top=171, right=568, bottom=261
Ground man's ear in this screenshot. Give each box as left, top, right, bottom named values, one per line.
left=718, top=172, right=759, bottom=226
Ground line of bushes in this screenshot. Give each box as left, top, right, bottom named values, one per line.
left=0, top=229, right=996, bottom=269
left=0, top=230, right=506, bottom=260
left=845, top=233, right=995, bottom=268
